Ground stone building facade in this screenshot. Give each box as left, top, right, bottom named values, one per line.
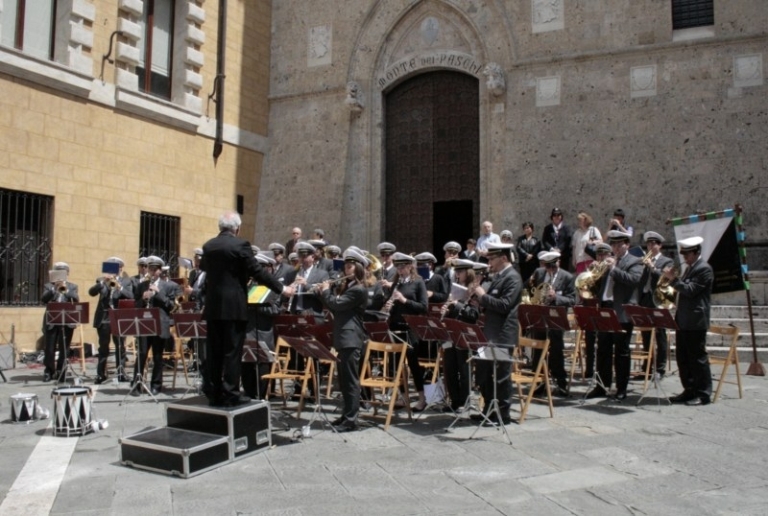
left=257, top=0, right=767, bottom=265
left=0, top=1, right=272, bottom=350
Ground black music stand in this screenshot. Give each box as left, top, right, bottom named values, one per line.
left=110, top=308, right=161, bottom=403
left=403, top=315, right=451, bottom=414
left=363, top=321, right=395, bottom=343
left=442, top=320, right=492, bottom=430
left=573, top=305, right=624, bottom=404
left=623, top=304, right=678, bottom=408
left=173, top=312, right=207, bottom=398
left=518, top=305, right=570, bottom=333
left=46, top=302, right=89, bottom=383
left=281, top=336, right=345, bottom=441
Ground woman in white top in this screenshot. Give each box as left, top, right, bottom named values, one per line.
left=571, top=211, right=602, bottom=273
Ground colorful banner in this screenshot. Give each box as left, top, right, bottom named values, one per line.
left=669, top=207, right=746, bottom=294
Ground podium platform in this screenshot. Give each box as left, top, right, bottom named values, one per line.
left=120, top=396, right=271, bottom=477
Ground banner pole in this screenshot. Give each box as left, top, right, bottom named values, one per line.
left=735, top=204, right=765, bottom=376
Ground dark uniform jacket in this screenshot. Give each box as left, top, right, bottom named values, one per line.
left=321, top=282, right=368, bottom=350
left=671, top=258, right=713, bottom=331
left=478, top=265, right=522, bottom=347
left=639, top=253, right=674, bottom=307
left=531, top=267, right=576, bottom=307
left=89, top=276, right=133, bottom=327
left=134, top=279, right=182, bottom=339
left=283, top=265, right=329, bottom=314
left=600, top=252, right=643, bottom=323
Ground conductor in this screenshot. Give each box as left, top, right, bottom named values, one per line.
left=201, top=211, right=294, bottom=406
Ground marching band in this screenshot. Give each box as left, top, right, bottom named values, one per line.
left=39, top=207, right=715, bottom=427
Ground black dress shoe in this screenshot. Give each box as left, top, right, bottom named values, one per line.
left=43, top=372, right=52, bottom=382
left=335, top=420, right=358, bottom=433
left=553, top=386, right=570, bottom=398
left=331, top=416, right=345, bottom=426
left=225, top=396, right=252, bottom=407
left=585, top=387, right=607, bottom=399
left=613, top=391, right=628, bottom=401
left=685, top=397, right=710, bottom=406
left=94, top=376, right=107, bottom=385
left=150, top=387, right=161, bottom=396
left=117, top=375, right=129, bottom=383
left=670, top=392, right=694, bottom=403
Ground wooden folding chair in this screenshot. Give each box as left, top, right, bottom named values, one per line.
left=359, top=340, right=412, bottom=430
left=630, top=326, right=654, bottom=391
left=261, top=337, right=315, bottom=415
left=164, top=329, right=189, bottom=389
left=511, top=335, right=554, bottom=424
left=708, top=324, right=743, bottom=402
left=67, top=325, right=88, bottom=374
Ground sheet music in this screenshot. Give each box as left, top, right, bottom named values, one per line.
left=450, top=283, right=469, bottom=302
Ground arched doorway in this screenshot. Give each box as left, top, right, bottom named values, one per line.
left=384, top=71, right=479, bottom=255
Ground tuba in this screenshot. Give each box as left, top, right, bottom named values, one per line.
left=575, top=261, right=610, bottom=299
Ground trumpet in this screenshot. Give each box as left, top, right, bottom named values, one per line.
left=640, top=250, right=655, bottom=267
left=107, top=276, right=120, bottom=290
left=56, top=282, right=68, bottom=294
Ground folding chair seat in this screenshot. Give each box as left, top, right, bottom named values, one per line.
left=708, top=325, right=743, bottom=402
left=261, top=337, right=315, bottom=415
left=359, top=340, right=412, bottom=430
left=511, top=335, right=554, bottom=424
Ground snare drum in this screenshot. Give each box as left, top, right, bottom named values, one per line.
left=10, top=393, right=38, bottom=423
left=51, top=386, right=93, bottom=437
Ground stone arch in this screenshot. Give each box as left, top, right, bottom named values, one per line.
left=341, top=0, right=515, bottom=250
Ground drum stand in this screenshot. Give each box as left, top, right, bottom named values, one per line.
left=468, top=344, right=512, bottom=445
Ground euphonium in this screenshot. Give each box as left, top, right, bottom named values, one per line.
left=530, top=282, right=552, bottom=305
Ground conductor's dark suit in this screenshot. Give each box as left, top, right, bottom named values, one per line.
left=321, top=282, right=368, bottom=422
left=671, top=258, right=714, bottom=401
left=202, top=230, right=284, bottom=405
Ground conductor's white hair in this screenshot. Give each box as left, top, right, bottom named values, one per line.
left=219, top=211, right=241, bottom=232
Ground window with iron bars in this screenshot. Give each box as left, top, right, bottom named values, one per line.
left=672, top=0, right=714, bottom=30
left=0, top=188, right=54, bottom=306
left=139, top=211, right=180, bottom=277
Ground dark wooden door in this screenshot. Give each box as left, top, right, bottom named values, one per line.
left=385, top=71, right=479, bottom=255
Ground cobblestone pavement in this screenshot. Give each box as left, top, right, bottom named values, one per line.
left=0, top=360, right=766, bottom=516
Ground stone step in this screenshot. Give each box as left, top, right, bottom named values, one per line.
left=711, top=304, right=768, bottom=319
left=709, top=318, right=768, bottom=334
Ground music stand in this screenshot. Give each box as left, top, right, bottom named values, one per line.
left=363, top=321, right=396, bottom=343
left=441, top=320, right=494, bottom=432
left=403, top=315, right=451, bottom=415
left=518, top=305, right=570, bottom=333
left=573, top=305, right=624, bottom=404
left=110, top=308, right=161, bottom=403
left=46, top=302, right=90, bottom=383
left=243, top=338, right=274, bottom=399
left=623, top=304, right=678, bottom=408
left=281, top=336, right=345, bottom=441
left=173, top=312, right=207, bottom=398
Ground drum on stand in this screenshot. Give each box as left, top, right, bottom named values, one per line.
left=10, top=393, right=38, bottom=423
left=51, top=386, right=93, bottom=437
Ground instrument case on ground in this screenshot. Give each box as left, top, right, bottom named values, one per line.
left=119, top=427, right=230, bottom=478
left=166, top=396, right=271, bottom=460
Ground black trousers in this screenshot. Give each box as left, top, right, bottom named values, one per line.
left=596, top=322, right=633, bottom=392
left=337, top=347, right=362, bottom=421
left=641, top=328, right=668, bottom=374
left=241, top=362, right=271, bottom=399
left=44, top=326, right=74, bottom=376
left=443, top=345, right=470, bottom=409
left=530, top=329, right=566, bottom=387
left=476, top=358, right=512, bottom=415
left=205, top=320, right=247, bottom=403
left=134, top=336, right=168, bottom=390
left=584, top=330, right=596, bottom=378
left=675, top=329, right=712, bottom=399
left=96, top=324, right=126, bottom=378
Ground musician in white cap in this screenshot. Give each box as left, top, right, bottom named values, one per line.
left=41, top=262, right=79, bottom=382
left=415, top=252, right=449, bottom=303
left=587, top=230, right=642, bottom=401
left=316, top=248, right=370, bottom=431
left=638, top=231, right=674, bottom=377
left=377, top=242, right=398, bottom=283
left=470, top=242, right=522, bottom=425
left=664, top=236, right=714, bottom=406
left=89, top=257, right=133, bottom=384
left=528, top=250, right=576, bottom=397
